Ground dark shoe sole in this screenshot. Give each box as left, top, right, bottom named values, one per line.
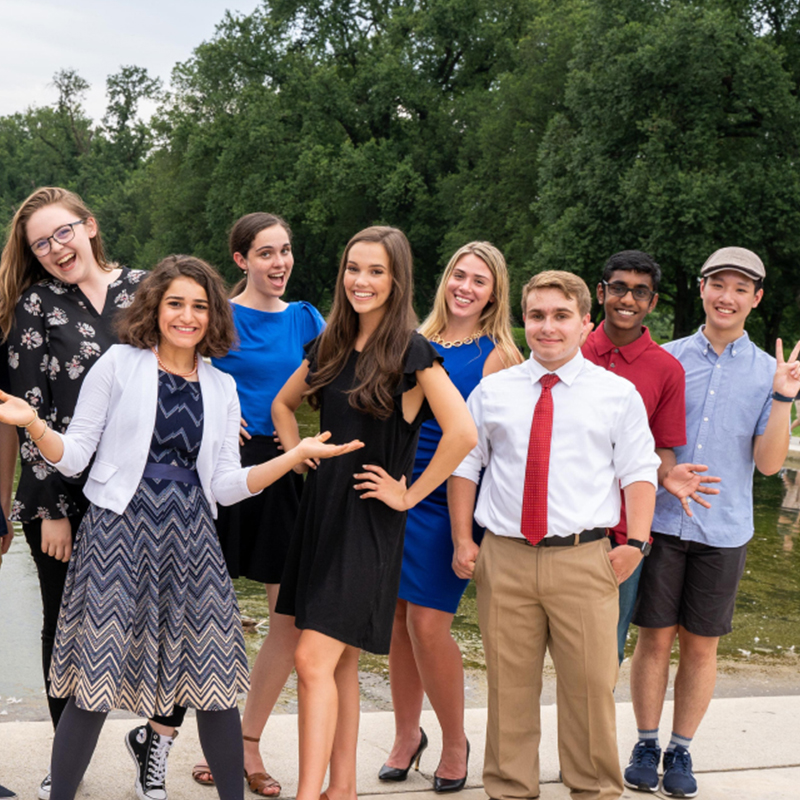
left=623, top=777, right=658, bottom=793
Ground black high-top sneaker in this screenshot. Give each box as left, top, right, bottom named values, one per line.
left=125, top=724, right=177, bottom=800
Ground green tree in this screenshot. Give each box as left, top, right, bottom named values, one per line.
left=534, top=1, right=800, bottom=345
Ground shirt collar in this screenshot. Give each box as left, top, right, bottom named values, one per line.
left=591, top=321, right=654, bottom=364
left=694, top=325, right=751, bottom=358
left=528, top=350, right=584, bottom=387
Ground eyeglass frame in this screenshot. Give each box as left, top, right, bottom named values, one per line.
left=29, top=219, right=87, bottom=257
left=601, top=280, right=656, bottom=303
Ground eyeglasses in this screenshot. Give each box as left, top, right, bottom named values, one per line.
left=602, top=281, right=656, bottom=302
left=29, top=220, right=87, bottom=257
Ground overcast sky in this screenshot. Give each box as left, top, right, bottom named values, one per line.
left=0, top=0, right=262, bottom=122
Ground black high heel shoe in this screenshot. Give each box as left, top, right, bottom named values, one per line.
left=378, top=728, right=428, bottom=781
left=433, top=739, right=470, bottom=793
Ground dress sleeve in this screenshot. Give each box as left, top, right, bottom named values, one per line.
left=303, top=336, right=321, bottom=381
left=8, top=289, right=79, bottom=521
left=299, top=302, right=326, bottom=340
left=395, top=332, right=443, bottom=395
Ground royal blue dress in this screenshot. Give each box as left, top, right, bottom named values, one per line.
left=212, top=301, right=325, bottom=584
left=398, top=336, right=495, bottom=614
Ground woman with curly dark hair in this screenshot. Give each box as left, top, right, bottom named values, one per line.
left=0, top=255, right=362, bottom=800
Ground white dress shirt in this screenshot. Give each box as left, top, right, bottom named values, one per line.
left=453, top=351, right=660, bottom=539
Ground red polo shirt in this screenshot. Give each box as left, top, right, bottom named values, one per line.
left=583, top=321, right=686, bottom=542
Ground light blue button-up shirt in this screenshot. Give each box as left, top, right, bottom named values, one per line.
left=651, top=328, right=775, bottom=547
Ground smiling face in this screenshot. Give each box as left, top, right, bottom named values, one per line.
left=597, top=269, right=657, bottom=341
left=444, top=253, right=495, bottom=326
left=524, top=287, right=592, bottom=370
left=233, top=223, right=293, bottom=299
left=25, top=203, right=99, bottom=285
left=700, top=269, right=762, bottom=338
left=342, top=241, right=393, bottom=322
left=157, top=277, right=210, bottom=356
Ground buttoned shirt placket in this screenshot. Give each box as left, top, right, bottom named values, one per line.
left=679, top=335, right=739, bottom=539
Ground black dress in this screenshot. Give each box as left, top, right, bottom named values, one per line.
left=276, top=333, right=441, bottom=654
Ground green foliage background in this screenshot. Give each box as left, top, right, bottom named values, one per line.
left=4, top=0, right=800, bottom=345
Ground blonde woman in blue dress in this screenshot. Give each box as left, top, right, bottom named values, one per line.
left=380, top=243, right=522, bottom=791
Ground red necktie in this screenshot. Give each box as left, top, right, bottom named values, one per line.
left=521, top=373, right=560, bottom=545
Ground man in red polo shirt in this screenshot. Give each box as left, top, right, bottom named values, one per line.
left=582, top=250, right=721, bottom=664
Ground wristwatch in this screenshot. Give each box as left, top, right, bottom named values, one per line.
left=626, top=538, right=652, bottom=556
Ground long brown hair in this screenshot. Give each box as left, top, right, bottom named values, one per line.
left=228, top=212, right=292, bottom=297
left=305, top=226, right=417, bottom=419
left=0, top=187, right=111, bottom=340
left=419, top=241, right=522, bottom=368
left=117, top=255, right=235, bottom=358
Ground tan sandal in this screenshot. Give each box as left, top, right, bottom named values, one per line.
left=192, top=762, right=215, bottom=786
left=243, top=734, right=281, bottom=797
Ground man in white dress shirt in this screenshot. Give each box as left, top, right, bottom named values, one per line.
left=450, top=271, right=660, bottom=800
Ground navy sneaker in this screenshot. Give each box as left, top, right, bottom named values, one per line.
left=623, top=739, right=661, bottom=792
left=662, top=747, right=698, bottom=798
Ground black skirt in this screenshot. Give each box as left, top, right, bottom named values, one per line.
left=216, top=435, right=304, bottom=584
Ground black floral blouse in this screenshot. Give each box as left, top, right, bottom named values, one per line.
left=8, top=267, right=146, bottom=522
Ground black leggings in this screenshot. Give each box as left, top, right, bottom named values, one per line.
left=23, top=514, right=83, bottom=729
left=50, top=699, right=244, bottom=800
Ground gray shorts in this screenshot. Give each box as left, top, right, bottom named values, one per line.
left=632, top=532, right=747, bottom=637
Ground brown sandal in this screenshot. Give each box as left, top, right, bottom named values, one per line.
left=192, top=762, right=215, bottom=786
left=243, top=734, right=281, bottom=797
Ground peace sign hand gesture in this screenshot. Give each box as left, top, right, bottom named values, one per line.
left=773, top=338, right=800, bottom=398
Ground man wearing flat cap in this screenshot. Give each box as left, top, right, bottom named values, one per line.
left=623, top=247, right=800, bottom=797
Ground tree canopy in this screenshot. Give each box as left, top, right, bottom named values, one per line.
left=3, top=0, right=800, bottom=344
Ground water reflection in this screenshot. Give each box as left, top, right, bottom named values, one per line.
left=728, top=472, right=799, bottom=660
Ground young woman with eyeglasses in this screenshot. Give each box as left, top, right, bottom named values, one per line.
left=0, top=187, right=156, bottom=799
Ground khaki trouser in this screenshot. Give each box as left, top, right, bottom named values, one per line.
left=475, top=531, right=623, bottom=800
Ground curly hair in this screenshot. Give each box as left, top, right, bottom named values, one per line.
left=116, top=255, right=234, bottom=358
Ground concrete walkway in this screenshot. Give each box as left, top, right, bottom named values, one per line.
left=0, top=695, right=797, bottom=799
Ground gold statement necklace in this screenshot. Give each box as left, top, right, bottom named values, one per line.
left=151, top=347, right=198, bottom=378
left=429, top=329, right=486, bottom=349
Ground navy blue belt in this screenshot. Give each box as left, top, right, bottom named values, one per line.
left=143, top=462, right=200, bottom=486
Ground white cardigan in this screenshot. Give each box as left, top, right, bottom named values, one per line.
left=46, top=344, right=256, bottom=516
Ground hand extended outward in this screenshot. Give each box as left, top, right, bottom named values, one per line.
left=663, top=462, right=721, bottom=517
left=0, top=390, right=38, bottom=427
left=294, top=432, right=364, bottom=464
left=354, top=464, right=411, bottom=511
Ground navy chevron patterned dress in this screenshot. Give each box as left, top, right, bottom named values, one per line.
left=49, top=371, right=250, bottom=715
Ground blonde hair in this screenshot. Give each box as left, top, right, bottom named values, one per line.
left=521, top=270, right=591, bottom=317
left=0, top=187, right=110, bottom=340
left=419, top=242, right=522, bottom=368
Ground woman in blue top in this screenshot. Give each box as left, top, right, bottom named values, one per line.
left=380, top=243, right=522, bottom=791
left=195, top=213, right=324, bottom=795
